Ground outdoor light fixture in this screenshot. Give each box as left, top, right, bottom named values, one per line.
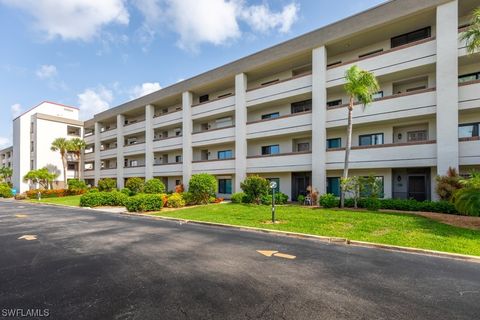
left=270, top=181, right=277, bottom=223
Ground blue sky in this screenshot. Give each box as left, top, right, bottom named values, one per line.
left=0, top=0, right=386, bottom=148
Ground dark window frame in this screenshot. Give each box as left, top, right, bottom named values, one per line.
left=327, top=99, right=343, bottom=107
left=261, top=145, right=280, bottom=155
left=326, top=177, right=341, bottom=197
left=199, top=94, right=209, bottom=103
left=327, top=138, right=342, bottom=149
left=218, top=179, right=232, bottom=194
left=391, top=26, right=431, bottom=48
left=261, top=112, right=280, bottom=120
left=217, top=150, right=233, bottom=160
left=459, top=123, right=480, bottom=138
left=291, top=99, right=312, bottom=114
left=359, top=133, right=384, bottom=146
left=458, top=72, right=480, bottom=83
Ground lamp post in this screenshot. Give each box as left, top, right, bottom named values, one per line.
left=270, top=181, right=277, bottom=223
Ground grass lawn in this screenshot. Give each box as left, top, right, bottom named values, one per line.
left=28, top=195, right=82, bottom=207
left=154, top=203, right=480, bottom=256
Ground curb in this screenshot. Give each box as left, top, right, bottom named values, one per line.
left=12, top=200, right=480, bottom=263
left=123, top=212, right=480, bottom=264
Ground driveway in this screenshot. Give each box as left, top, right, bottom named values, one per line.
left=0, top=200, right=479, bottom=319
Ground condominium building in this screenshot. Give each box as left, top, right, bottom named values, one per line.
left=79, top=0, right=479, bottom=200
left=4, top=101, right=84, bottom=192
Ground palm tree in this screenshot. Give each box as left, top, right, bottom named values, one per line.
left=69, top=138, right=87, bottom=180
left=51, top=138, right=72, bottom=188
left=460, top=7, right=480, bottom=54
left=340, top=65, right=380, bottom=208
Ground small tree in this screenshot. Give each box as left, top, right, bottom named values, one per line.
left=125, top=177, right=145, bottom=195
left=435, top=167, right=463, bottom=201
left=144, top=178, right=166, bottom=194
left=341, top=177, right=361, bottom=208
left=69, top=138, right=86, bottom=180
left=51, top=137, right=72, bottom=188
left=240, top=175, right=269, bottom=204
left=23, top=168, right=58, bottom=190
left=97, top=178, right=117, bottom=192
left=0, top=166, right=13, bottom=186
left=188, top=173, right=217, bottom=204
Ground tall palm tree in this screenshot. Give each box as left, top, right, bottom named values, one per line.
left=460, top=7, right=480, bottom=54
left=51, top=138, right=72, bottom=188
left=69, top=138, right=87, bottom=180
left=340, top=65, right=380, bottom=208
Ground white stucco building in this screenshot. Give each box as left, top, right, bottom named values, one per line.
left=4, top=0, right=479, bottom=201
left=0, top=101, right=84, bottom=192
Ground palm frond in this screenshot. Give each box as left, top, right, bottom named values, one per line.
left=454, top=188, right=480, bottom=216
left=460, top=7, right=480, bottom=54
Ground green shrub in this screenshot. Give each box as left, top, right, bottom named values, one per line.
left=120, top=188, right=132, bottom=196
left=0, top=183, right=13, bottom=198
left=125, top=177, right=145, bottom=195
left=319, top=193, right=339, bottom=208
left=181, top=192, right=195, bottom=205
left=342, top=198, right=458, bottom=214
left=188, top=173, right=217, bottom=204
left=144, top=178, right=166, bottom=194
left=167, top=193, right=186, bottom=208
left=454, top=188, right=480, bottom=216
left=297, top=195, right=305, bottom=204
left=79, top=191, right=128, bottom=207
left=87, top=188, right=99, bottom=193
left=364, top=197, right=381, bottom=211
left=67, top=179, right=88, bottom=192
left=231, top=192, right=245, bottom=204
left=97, top=178, right=117, bottom=192
left=240, top=175, right=269, bottom=204
left=125, top=194, right=164, bottom=212
left=261, top=192, right=288, bottom=205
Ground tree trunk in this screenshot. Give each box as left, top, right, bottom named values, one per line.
left=77, top=151, right=82, bottom=180
left=340, top=97, right=354, bottom=208
left=61, top=151, right=67, bottom=189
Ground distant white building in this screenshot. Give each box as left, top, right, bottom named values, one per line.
left=3, top=101, right=84, bottom=192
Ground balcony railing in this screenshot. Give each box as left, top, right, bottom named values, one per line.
left=191, top=125, right=235, bottom=147
left=246, top=151, right=312, bottom=173
left=247, top=111, right=312, bottom=139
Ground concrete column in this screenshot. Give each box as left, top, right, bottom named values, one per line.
left=116, top=114, right=125, bottom=189
left=235, top=73, right=248, bottom=193
left=94, top=122, right=101, bottom=185
left=182, top=91, right=193, bottom=189
left=436, top=0, right=459, bottom=176
left=145, top=104, right=155, bottom=180
left=312, top=46, right=327, bottom=194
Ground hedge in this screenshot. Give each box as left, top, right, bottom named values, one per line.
left=0, top=183, right=13, bottom=198
left=125, top=194, right=164, bottom=212
left=26, top=189, right=85, bottom=199
left=231, top=192, right=245, bottom=204
left=79, top=191, right=128, bottom=207
left=343, top=198, right=458, bottom=214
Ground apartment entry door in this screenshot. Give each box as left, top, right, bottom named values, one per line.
left=408, top=176, right=427, bottom=201
left=292, top=172, right=311, bottom=201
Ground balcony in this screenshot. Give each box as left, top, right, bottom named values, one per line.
left=192, top=159, right=235, bottom=175
left=153, top=162, right=183, bottom=176
left=123, top=142, right=145, bottom=155
left=246, top=74, right=312, bottom=107
left=326, top=140, right=437, bottom=170
left=100, top=127, right=117, bottom=140
left=192, top=126, right=235, bottom=147
left=100, top=168, right=117, bottom=177
left=459, top=80, right=480, bottom=111
left=326, top=38, right=436, bottom=88
left=123, top=120, right=145, bottom=135
left=247, top=151, right=312, bottom=173
left=326, top=88, right=436, bottom=127
left=459, top=137, right=480, bottom=165
left=84, top=152, right=95, bottom=162
left=153, top=136, right=183, bottom=152
left=247, top=111, right=312, bottom=139
left=84, top=134, right=95, bottom=144
left=124, top=165, right=146, bottom=177
left=191, top=95, right=235, bottom=120
left=100, top=147, right=117, bottom=158
left=153, top=110, right=183, bottom=128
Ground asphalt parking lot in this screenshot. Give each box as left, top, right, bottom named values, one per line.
left=0, top=200, right=479, bottom=319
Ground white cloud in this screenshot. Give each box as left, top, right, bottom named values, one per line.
left=77, top=86, right=113, bottom=120
left=36, top=64, right=57, bottom=79
left=0, top=137, right=9, bottom=149
left=133, top=0, right=299, bottom=51
left=11, top=103, right=22, bottom=118
left=1, top=0, right=129, bottom=41
left=240, top=3, right=299, bottom=34
left=130, top=82, right=162, bottom=99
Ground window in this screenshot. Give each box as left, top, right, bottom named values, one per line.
left=407, top=130, right=428, bottom=142
left=175, top=155, right=182, bottom=163
left=261, top=112, right=280, bottom=120
left=215, top=117, right=232, bottom=128
left=459, top=123, right=479, bottom=138
left=68, top=163, right=76, bottom=170
left=199, top=94, right=209, bottom=103
left=360, top=176, right=385, bottom=198
left=327, top=177, right=340, bottom=197
left=174, top=128, right=182, bottom=136
left=372, top=91, right=384, bottom=100
left=391, top=27, right=431, bottom=48
left=266, top=178, right=280, bottom=193
left=297, top=142, right=310, bottom=152
left=291, top=100, right=312, bottom=113
left=218, top=150, right=233, bottom=160
left=358, top=49, right=383, bottom=58
left=30, top=141, right=34, bottom=152
left=175, top=180, right=181, bottom=186
left=130, top=160, right=138, bottom=167
left=327, top=138, right=342, bottom=149
left=218, top=179, right=232, bottom=194
left=67, top=126, right=81, bottom=136
left=359, top=133, right=384, bottom=146
left=327, top=99, right=342, bottom=107
left=261, top=145, right=280, bottom=155
left=459, top=72, right=480, bottom=83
